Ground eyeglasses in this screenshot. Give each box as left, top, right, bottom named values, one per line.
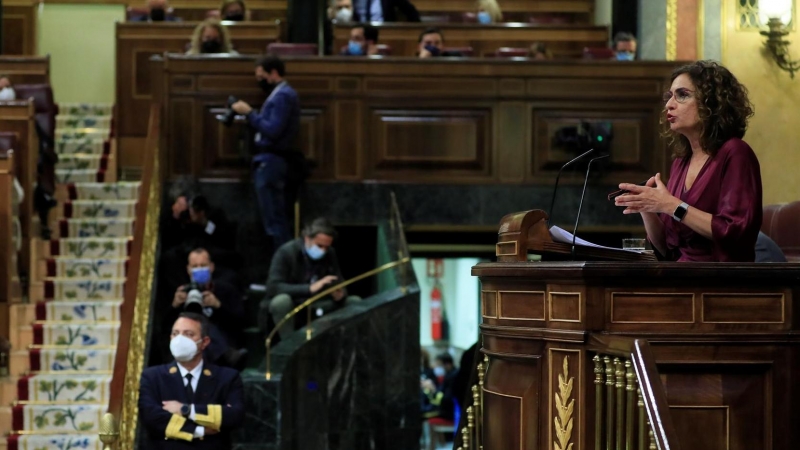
left=662, top=88, right=694, bottom=104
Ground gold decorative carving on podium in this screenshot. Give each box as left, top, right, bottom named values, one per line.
left=554, top=355, right=574, bottom=450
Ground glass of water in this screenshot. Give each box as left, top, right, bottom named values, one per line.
left=622, top=238, right=647, bottom=251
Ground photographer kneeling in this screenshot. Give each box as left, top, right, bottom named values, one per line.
left=168, top=248, right=247, bottom=369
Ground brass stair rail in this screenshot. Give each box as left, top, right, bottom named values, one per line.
left=265, top=257, right=411, bottom=380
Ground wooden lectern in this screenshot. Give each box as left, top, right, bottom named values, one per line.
left=496, top=209, right=656, bottom=262
left=471, top=210, right=800, bottom=450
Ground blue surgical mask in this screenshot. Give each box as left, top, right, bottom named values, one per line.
left=424, top=44, right=441, bottom=57
left=616, top=51, right=635, bottom=61
left=191, top=266, right=211, bottom=285
left=477, top=11, right=492, bottom=24
left=306, top=244, right=326, bottom=260
left=348, top=40, right=364, bottom=56
left=433, top=366, right=445, bottom=377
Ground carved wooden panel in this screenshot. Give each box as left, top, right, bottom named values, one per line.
left=297, top=106, right=334, bottom=180
left=116, top=21, right=282, bottom=142
left=499, top=291, right=546, bottom=321
left=660, top=362, right=771, bottom=450
left=548, top=291, right=581, bottom=323
left=154, top=56, right=681, bottom=181
left=167, top=99, right=194, bottom=175
left=610, top=292, right=695, bottom=323
left=701, top=293, right=785, bottom=324
left=530, top=106, right=663, bottom=184
left=2, top=4, right=37, bottom=56
left=201, top=102, right=250, bottom=177
left=482, top=290, right=498, bottom=319
left=0, top=57, right=49, bottom=85
left=483, top=356, right=541, bottom=450
left=367, top=107, right=492, bottom=182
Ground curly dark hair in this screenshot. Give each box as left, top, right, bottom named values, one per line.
left=663, top=60, right=754, bottom=158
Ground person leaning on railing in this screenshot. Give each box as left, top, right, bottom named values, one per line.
left=139, top=313, right=244, bottom=449
left=259, top=217, right=361, bottom=341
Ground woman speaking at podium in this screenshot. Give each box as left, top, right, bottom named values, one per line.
left=615, top=60, right=762, bottom=262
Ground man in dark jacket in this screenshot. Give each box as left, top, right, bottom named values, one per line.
left=139, top=313, right=244, bottom=449
left=260, top=218, right=359, bottom=340
left=232, top=55, right=300, bottom=248
left=164, top=248, right=246, bottom=369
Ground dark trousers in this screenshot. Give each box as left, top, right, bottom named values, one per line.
left=253, top=154, right=291, bottom=248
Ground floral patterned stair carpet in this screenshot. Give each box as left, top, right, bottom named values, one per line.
left=8, top=104, right=138, bottom=450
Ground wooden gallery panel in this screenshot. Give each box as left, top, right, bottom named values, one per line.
left=366, top=105, right=492, bottom=182
left=117, top=22, right=282, bottom=168
left=2, top=1, right=37, bottom=56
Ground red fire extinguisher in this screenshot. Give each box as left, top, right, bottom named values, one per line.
left=430, top=284, right=443, bottom=340
left=427, top=259, right=445, bottom=341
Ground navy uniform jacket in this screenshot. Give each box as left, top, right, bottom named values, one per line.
left=139, top=361, right=244, bottom=449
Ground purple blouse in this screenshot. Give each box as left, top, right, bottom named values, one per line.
left=659, top=138, right=763, bottom=262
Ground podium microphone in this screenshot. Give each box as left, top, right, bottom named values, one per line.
left=571, top=154, right=610, bottom=258
left=547, top=148, right=595, bottom=226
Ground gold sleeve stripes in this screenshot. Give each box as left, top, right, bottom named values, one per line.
left=165, top=414, right=194, bottom=442
left=194, top=404, right=223, bottom=430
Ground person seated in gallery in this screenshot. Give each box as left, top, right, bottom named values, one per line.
left=219, top=0, right=247, bottom=21
left=475, top=0, right=502, bottom=23
left=0, top=74, right=16, bottom=100
left=528, top=41, right=553, bottom=60
left=130, top=0, right=181, bottom=22
left=417, top=28, right=462, bottom=58
left=186, top=19, right=239, bottom=55
left=421, top=353, right=458, bottom=420
left=615, top=60, right=762, bottom=262
left=341, top=24, right=380, bottom=55
left=260, top=218, right=360, bottom=340
left=612, top=31, right=637, bottom=60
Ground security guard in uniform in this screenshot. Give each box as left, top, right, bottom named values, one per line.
left=139, top=312, right=244, bottom=449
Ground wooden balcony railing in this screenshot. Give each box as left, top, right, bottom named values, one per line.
left=102, top=103, right=162, bottom=447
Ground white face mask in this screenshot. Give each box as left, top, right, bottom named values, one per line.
left=0, top=87, right=15, bottom=101
left=335, top=7, right=353, bottom=22
left=170, top=334, right=201, bottom=362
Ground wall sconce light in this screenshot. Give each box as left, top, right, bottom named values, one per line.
left=759, top=0, right=800, bottom=78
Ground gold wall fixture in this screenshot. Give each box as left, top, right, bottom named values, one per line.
left=759, top=0, right=800, bottom=77
left=98, top=412, right=118, bottom=450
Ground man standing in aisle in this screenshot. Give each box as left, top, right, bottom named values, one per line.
left=139, top=313, right=244, bottom=449
left=232, top=55, right=300, bottom=248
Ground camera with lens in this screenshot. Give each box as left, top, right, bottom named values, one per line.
left=182, top=282, right=206, bottom=314
left=215, top=95, right=240, bottom=127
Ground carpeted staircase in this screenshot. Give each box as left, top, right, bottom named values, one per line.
left=5, top=104, right=138, bottom=450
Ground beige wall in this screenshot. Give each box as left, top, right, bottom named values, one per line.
left=721, top=0, right=800, bottom=205
left=37, top=4, right=125, bottom=104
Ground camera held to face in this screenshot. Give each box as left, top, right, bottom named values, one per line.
left=216, top=95, right=240, bottom=127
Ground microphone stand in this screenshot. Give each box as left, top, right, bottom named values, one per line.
left=571, top=154, right=610, bottom=259
left=547, top=149, right=594, bottom=227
